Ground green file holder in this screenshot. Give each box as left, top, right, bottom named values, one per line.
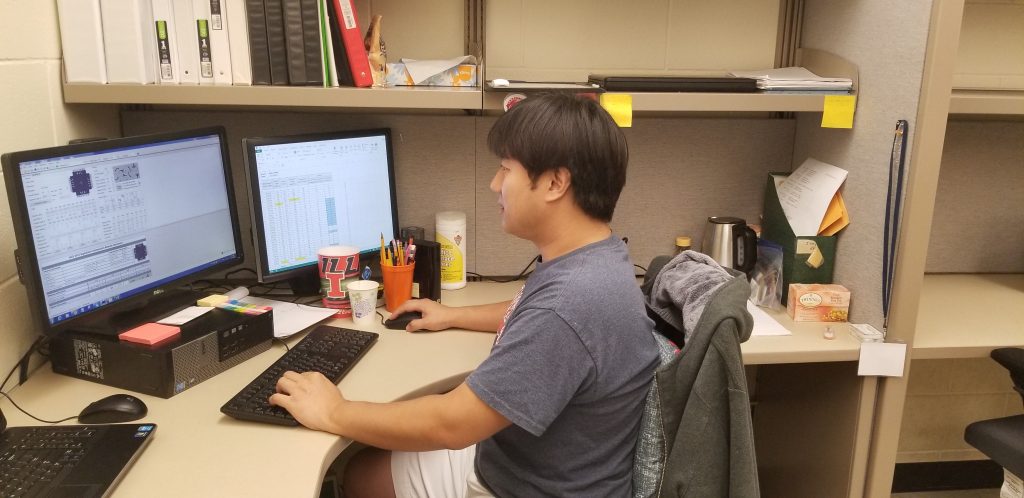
left=761, top=173, right=837, bottom=303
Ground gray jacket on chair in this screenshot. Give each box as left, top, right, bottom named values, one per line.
left=643, top=252, right=759, bottom=498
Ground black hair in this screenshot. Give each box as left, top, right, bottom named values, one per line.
left=486, top=93, right=628, bottom=222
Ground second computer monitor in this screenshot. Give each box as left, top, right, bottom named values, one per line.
left=243, top=129, right=398, bottom=290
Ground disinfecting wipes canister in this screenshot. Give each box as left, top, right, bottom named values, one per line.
left=435, top=211, right=466, bottom=290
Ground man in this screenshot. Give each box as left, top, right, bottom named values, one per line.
left=270, top=93, right=660, bottom=497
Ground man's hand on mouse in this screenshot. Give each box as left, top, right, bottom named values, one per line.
left=389, top=299, right=454, bottom=332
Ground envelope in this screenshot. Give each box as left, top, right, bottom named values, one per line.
left=385, top=55, right=478, bottom=87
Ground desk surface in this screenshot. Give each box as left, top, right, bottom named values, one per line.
left=1, top=281, right=859, bottom=497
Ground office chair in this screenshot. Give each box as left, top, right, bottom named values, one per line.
left=963, top=348, right=1024, bottom=483
left=633, top=253, right=759, bottom=498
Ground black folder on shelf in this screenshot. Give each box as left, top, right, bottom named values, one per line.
left=264, top=0, right=290, bottom=85
left=245, top=0, right=271, bottom=85
left=299, top=0, right=324, bottom=86
left=282, top=0, right=309, bottom=85
left=588, top=74, right=758, bottom=93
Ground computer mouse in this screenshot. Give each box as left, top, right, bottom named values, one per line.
left=384, top=311, right=423, bottom=330
left=78, top=394, right=148, bottom=424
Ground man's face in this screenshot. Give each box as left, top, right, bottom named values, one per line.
left=489, top=157, right=543, bottom=238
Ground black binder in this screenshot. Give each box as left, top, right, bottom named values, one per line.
left=282, top=0, right=308, bottom=84
left=245, top=0, right=271, bottom=85
left=300, top=0, right=324, bottom=86
left=264, top=0, right=289, bottom=85
left=588, top=74, right=758, bottom=93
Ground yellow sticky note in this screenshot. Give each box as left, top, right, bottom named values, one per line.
left=821, top=95, right=856, bottom=128
left=599, top=93, right=632, bottom=128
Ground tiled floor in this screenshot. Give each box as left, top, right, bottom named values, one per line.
left=892, top=489, right=1001, bottom=498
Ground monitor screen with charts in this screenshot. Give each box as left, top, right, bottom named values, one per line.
left=1, top=127, right=244, bottom=336
left=242, top=129, right=398, bottom=290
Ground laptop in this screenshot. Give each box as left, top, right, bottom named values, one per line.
left=0, top=406, right=156, bottom=498
left=588, top=74, right=759, bottom=93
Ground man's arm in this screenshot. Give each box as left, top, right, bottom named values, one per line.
left=389, top=299, right=511, bottom=333
left=270, top=373, right=511, bottom=451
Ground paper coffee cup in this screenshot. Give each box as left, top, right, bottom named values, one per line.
left=347, top=280, right=379, bottom=325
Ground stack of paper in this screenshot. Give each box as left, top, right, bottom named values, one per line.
left=729, top=67, right=853, bottom=92
left=776, top=158, right=850, bottom=237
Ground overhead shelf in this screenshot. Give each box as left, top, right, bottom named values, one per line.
left=949, top=89, right=1024, bottom=115
left=482, top=90, right=840, bottom=112
left=483, top=49, right=858, bottom=113
left=912, top=273, right=1024, bottom=359
left=67, top=49, right=859, bottom=115
left=62, top=83, right=484, bottom=110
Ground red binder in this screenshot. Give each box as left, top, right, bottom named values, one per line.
left=330, top=0, right=372, bottom=87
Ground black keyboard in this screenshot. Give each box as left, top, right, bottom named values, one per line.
left=0, top=426, right=102, bottom=497
left=220, top=325, right=378, bottom=426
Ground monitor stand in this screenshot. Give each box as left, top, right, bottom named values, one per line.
left=67, top=288, right=204, bottom=337
left=286, top=269, right=322, bottom=297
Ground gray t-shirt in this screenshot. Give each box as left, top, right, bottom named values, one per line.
left=467, top=235, right=660, bottom=497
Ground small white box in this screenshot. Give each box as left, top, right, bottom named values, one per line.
left=849, top=323, right=884, bottom=343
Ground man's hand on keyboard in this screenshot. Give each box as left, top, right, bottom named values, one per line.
left=270, top=371, right=346, bottom=433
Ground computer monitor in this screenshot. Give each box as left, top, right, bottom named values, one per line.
left=242, top=128, right=398, bottom=294
left=1, top=127, right=244, bottom=336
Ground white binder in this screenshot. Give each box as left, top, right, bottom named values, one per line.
left=224, top=0, right=252, bottom=85
left=172, top=0, right=200, bottom=84
left=193, top=0, right=234, bottom=85
left=56, top=0, right=108, bottom=84
left=99, top=0, right=159, bottom=84
left=151, top=0, right=180, bottom=84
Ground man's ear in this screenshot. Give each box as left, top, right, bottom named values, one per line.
left=545, top=167, right=572, bottom=201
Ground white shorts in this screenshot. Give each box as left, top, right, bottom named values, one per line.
left=390, top=445, right=494, bottom=498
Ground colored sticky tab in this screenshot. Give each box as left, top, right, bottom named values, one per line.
left=821, top=95, right=856, bottom=128
left=120, top=323, right=181, bottom=346
left=599, top=93, right=633, bottom=128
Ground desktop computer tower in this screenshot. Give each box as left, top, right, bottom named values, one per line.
left=49, top=309, right=274, bottom=398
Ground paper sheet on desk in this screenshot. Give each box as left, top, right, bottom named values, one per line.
left=775, top=158, right=849, bottom=236
left=747, top=301, right=791, bottom=336
left=227, top=287, right=337, bottom=338
left=400, top=56, right=475, bottom=85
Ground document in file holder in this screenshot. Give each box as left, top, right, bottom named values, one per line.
left=775, top=158, right=849, bottom=236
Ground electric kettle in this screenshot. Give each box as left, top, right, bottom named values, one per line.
left=701, top=217, right=757, bottom=273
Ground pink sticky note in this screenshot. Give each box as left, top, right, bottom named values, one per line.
left=119, top=323, right=181, bottom=346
